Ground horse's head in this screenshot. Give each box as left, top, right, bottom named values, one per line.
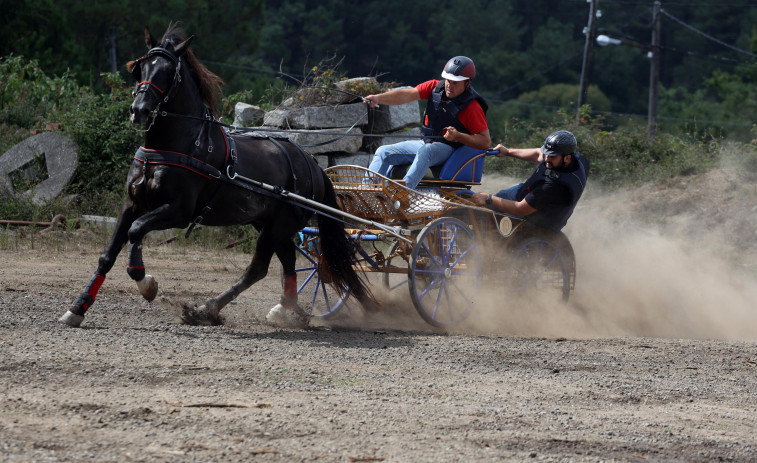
left=127, top=27, right=194, bottom=129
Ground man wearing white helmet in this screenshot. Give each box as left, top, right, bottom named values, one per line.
left=471, top=130, right=590, bottom=232
left=364, top=56, right=491, bottom=190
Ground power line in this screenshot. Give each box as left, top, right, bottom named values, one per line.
left=660, top=8, right=757, bottom=59
left=201, top=60, right=306, bottom=79
left=594, top=1, right=757, bottom=5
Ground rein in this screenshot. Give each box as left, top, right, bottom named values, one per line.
left=149, top=109, right=443, bottom=142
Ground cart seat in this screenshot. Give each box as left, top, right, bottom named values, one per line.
left=388, top=145, right=490, bottom=184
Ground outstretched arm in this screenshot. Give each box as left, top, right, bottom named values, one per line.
left=364, top=88, right=421, bottom=108
left=493, top=144, right=543, bottom=164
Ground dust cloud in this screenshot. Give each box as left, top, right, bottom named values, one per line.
left=462, top=174, right=757, bottom=341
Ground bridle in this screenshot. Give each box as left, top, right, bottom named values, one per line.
left=131, top=47, right=184, bottom=132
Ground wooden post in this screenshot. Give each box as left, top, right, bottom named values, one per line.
left=578, top=0, right=599, bottom=121
left=648, top=1, right=661, bottom=139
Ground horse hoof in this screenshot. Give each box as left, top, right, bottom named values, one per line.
left=266, top=303, right=308, bottom=329
left=59, top=310, right=84, bottom=327
left=181, top=303, right=222, bottom=326
left=137, top=275, right=158, bottom=302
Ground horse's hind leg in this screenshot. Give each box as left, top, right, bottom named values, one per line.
left=59, top=206, right=135, bottom=327
left=183, top=237, right=275, bottom=325
left=265, top=238, right=309, bottom=324
left=183, top=225, right=299, bottom=326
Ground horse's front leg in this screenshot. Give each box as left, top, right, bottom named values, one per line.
left=61, top=202, right=191, bottom=327
left=124, top=202, right=193, bottom=298
left=59, top=205, right=136, bottom=327
left=126, top=239, right=158, bottom=302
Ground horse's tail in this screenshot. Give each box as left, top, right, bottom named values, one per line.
left=315, top=171, right=377, bottom=310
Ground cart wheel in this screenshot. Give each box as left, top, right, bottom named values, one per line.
left=508, top=234, right=573, bottom=302
left=291, top=235, right=349, bottom=318
left=382, top=240, right=409, bottom=292
left=409, top=217, right=482, bottom=327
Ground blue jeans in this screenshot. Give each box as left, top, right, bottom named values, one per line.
left=494, top=184, right=523, bottom=201
left=368, top=140, right=455, bottom=190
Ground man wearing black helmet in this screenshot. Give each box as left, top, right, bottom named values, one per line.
left=471, top=130, right=590, bottom=232
left=364, top=56, right=491, bottom=190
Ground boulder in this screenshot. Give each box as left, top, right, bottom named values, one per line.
left=288, top=127, right=364, bottom=155
left=331, top=151, right=372, bottom=168
left=363, top=127, right=422, bottom=153
left=284, top=77, right=380, bottom=107
left=264, top=102, right=368, bottom=130
left=367, top=86, right=421, bottom=133
left=253, top=127, right=364, bottom=156
left=232, top=102, right=265, bottom=127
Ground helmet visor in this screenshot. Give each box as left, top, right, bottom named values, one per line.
left=441, top=71, right=470, bottom=82
left=541, top=145, right=565, bottom=157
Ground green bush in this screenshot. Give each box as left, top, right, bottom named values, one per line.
left=0, top=55, right=81, bottom=129
left=485, top=108, right=719, bottom=189
left=54, top=72, right=140, bottom=198
left=0, top=58, right=139, bottom=217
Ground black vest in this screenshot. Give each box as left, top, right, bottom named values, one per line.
left=421, top=81, right=488, bottom=148
left=517, top=152, right=590, bottom=231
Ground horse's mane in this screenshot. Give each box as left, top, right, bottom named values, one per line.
left=161, top=23, right=224, bottom=117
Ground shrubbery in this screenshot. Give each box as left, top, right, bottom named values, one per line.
left=1, top=57, right=754, bottom=222
left=485, top=105, right=723, bottom=189
left=0, top=57, right=139, bottom=218
left=56, top=72, right=140, bottom=196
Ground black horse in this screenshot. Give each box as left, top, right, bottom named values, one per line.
left=59, top=24, right=372, bottom=327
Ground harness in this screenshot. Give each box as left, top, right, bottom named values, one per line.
left=131, top=44, right=320, bottom=235
left=131, top=47, right=184, bottom=132
left=133, top=128, right=317, bottom=236
left=421, top=81, right=488, bottom=148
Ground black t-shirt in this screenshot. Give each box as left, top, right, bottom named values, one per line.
left=522, top=158, right=580, bottom=210
left=523, top=180, right=572, bottom=210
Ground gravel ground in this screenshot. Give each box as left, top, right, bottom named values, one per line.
left=1, top=230, right=756, bottom=463
left=2, top=165, right=757, bottom=462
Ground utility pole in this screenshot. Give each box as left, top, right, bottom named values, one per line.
left=578, top=0, right=598, bottom=121
left=648, top=1, right=661, bottom=139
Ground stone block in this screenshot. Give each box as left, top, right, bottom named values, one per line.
left=367, top=86, right=421, bottom=133
left=331, top=152, right=372, bottom=168
left=312, top=154, right=330, bottom=170
left=233, top=102, right=265, bottom=127
left=283, top=77, right=379, bottom=107
left=0, top=132, right=78, bottom=205
left=271, top=127, right=364, bottom=155
left=334, top=77, right=379, bottom=103
left=263, top=102, right=368, bottom=130
left=364, top=127, right=422, bottom=153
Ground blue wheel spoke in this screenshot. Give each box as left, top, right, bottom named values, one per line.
left=419, top=241, right=444, bottom=270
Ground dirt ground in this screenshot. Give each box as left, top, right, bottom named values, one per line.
left=2, top=165, right=757, bottom=462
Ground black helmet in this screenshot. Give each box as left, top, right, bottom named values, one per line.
left=541, top=130, right=577, bottom=157
left=441, top=56, right=476, bottom=81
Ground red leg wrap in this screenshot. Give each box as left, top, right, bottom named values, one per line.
left=73, top=274, right=106, bottom=313
left=284, top=274, right=298, bottom=300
